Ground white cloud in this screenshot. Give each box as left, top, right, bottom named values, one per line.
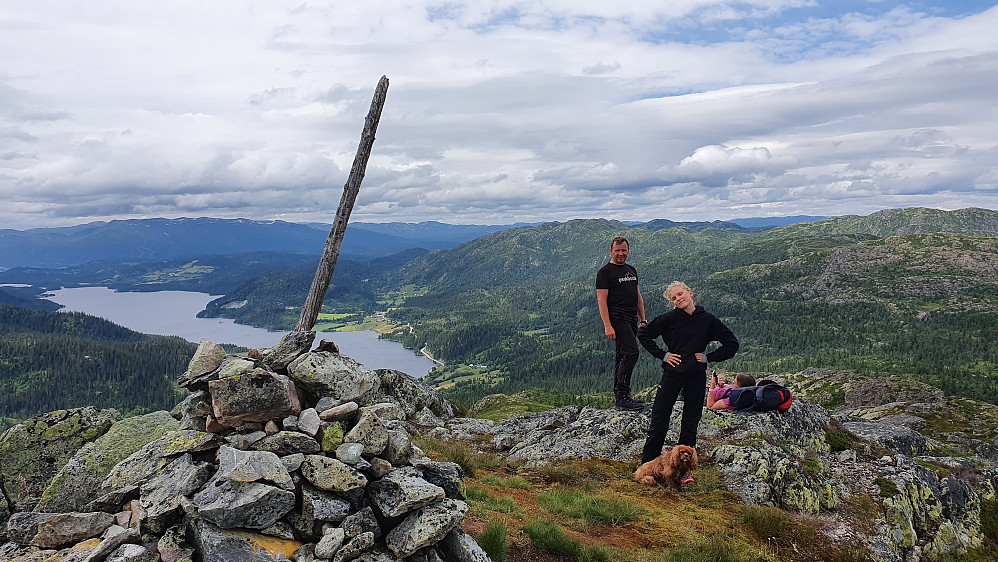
left=0, top=1, right=996, bottom=229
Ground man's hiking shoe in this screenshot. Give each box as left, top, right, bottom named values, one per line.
left=616, top=398, right=644, bottom=411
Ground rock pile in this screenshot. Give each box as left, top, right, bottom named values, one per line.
left=0, top=333, right=491, bottom=562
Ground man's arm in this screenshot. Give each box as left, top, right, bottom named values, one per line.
left=596, top=289, right=615, bottom=339
left=636, top=287, right=647, bottom=324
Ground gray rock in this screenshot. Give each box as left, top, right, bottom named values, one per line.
left=355, top=546, right=404, bottom=562
left=367, top=403, right=405, bottom=421
left=193, top=475, right=296, bottom=529
left=301, top=483, right=351, bottom=524
left=845, top=376, right=944, bottom=408
left=315, top=527, right=346, bottom=559
left=178, top=339, right=227, bottom=389
left=410, top=459, right=464, bottom=500
left=263, top=331, right=316, bottom=373
left=366, top=457, right=394, bottom=479
left=5, top=512, right=54, bottom=545
left=493, top=405, right=646, bottom=464
left=439, top=528, right=491, bottom=562
left=0, top=406, right=120, bottom=512
left=408, top=548, right=445, bottom=562
left=333, top=530, right=374, bottom=562
left=37, top=410, right=178, bottom=512
left=282, top=452, right=306, bottom=472
left=316, top=396, right=341, bottom=412
left=261, top=521, right=296, bottom=540
left=288, top=352, right=381, bottom=404
left=368, top=467, right=445, bottom=518
left=840, top=420, right=932, bottom=456
left=385, top=499, right=468, bottom=558
left=373, top=369, right=454, bottom=419
left=218, top=445, right=294, bottom=490
left=140, top=453, right=215, bottom=534
left=31, top=512, right=115, bottom=548
left=382, top=429, right=412, bottom=466
left=344, top=409, right=389, bottom=456
left=105, top=542, right=157, bottom=562
left=209, top=370, right=302, bottom=428
left=225, top=430, right=267, bottom=450
left=188, top=517, right=303, bottom=562
left=321, top=402, right=360, bottom=422
left=252, top=430, right=322, bottom=456
left=98, top=430, right=224, bottom=495
left=157, top=523, right=194, bottom=562
left=341, top=506, right=382, bottom=540
left=218, top=358, right=256, bottom=379
left=300, top=455, right=368, bottom=493
left=299, top=408, right=322, bottom=437
left=446, top=418, right=496, bottom=438
left=412, top=408, right=444, bottom=428
left=336, top=442, right=366, bottom=465
left=178, top=391, right=212, bottom=431
left=283, top=415, right=301, bottom=432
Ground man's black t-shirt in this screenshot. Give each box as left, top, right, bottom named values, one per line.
left=596, top=262, right=639, bottom=316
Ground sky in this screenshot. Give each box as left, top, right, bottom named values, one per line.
left=2, top=1, right=997, bottom=229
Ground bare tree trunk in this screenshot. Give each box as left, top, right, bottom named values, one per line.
left=295, top=75, right=389, bottom=332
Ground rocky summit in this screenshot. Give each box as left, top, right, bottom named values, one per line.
left=2, top=338, right=997, bottom=562
left=0, top=333, right=486, bottom=562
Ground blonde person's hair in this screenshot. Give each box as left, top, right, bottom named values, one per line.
left=664, top=281, right=692, bottom=307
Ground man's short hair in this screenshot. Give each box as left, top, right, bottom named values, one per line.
left=610, top=236, right=629, bottom=249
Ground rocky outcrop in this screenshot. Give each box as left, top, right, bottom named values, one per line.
left=0, top=334, right=481, bottom=562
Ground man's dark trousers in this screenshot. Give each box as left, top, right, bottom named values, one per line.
left=641, top=369, right=706, bottom=463
left=610, top=313, right=639, bottom=400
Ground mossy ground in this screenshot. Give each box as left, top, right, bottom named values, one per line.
left=418, top=437, right=861, bottom=562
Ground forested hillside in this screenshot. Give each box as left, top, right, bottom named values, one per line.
left=0, top=305, right=194, bottom=420
left=383, top=208, right=998, bottom=406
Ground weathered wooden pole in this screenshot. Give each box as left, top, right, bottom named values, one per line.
left=295, top=75, right=389, bottom=332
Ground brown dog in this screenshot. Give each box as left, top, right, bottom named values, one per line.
left=634, top=445, right=699, bottom=489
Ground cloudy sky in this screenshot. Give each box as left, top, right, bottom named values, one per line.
left=2, top=1, right=996, bottom=229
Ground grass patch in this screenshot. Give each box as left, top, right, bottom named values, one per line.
left=521, top=519, right=580, bottom=557
left=802, top=456, right=822, bottom=476
left=537, top=487, right=643, bottom=526
left=874, top=477, right=900, bottom=498
left=663, top=535, right=759, bottom=562
left=539, top=463, right=584, bottom=485
left=476, top=518, right=509, bottom=561
left=480, top=474, right=532, bottom=489
left=825, top=423, right=860, bottom=452
left=462, top=483, right=522, bottom=515
left=413, top=435, right=501, bottom=477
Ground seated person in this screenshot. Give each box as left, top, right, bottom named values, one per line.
left=706, top=373, right=756, bottom=410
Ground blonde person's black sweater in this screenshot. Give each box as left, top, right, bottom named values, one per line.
left=638, top=305, right=739, bottom=374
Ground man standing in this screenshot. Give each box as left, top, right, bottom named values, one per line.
left=638, top=281, right=739, bottom=465
left=596, top=236, right=647, bottom=411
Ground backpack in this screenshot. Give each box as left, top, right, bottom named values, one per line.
left=722, top=380, right=793, bottom=412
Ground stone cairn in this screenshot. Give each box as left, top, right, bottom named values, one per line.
left=1, top=332, right=491, bottom=562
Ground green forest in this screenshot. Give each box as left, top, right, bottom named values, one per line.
left=3, top=207, right=997, bottom=418
left=0, top=305, right=194, bottom=421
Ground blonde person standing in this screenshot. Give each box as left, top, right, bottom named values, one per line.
left=637, top=281, right=739, bottom=466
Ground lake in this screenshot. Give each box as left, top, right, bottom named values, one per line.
left=46, top=287, right=437, bottom=378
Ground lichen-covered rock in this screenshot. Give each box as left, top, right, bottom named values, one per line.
left=300, top=455, right=368, bottom=493
left=178, top=339, right=227, bottom=390
left=300, top=483, right=351, bottom=526
left=140, top=453, right=215, bottom=533
left=382, top=429, right=411, bottom=466
left=493, top=406, right=646, bottom=464
left=193, top=476, right=296, bottom=530
left=178, top=390, right=213, bottom=431
left=217, top=446, right=294, bottom=490
left=385, top=499, right=468, bottom=558
left=839, top=419, right=933, bottom=456
left=344, top=409, right=389, bottom=456
left=187, top=517, right=302, bottom=562
left=409, top=460, right=464, bottom=501
left=367, top=467, right=445, bottom=518
left=37, top=410, right=178, bottom=513
left=251, top=430, right=321, bottom=456
left=25, top=511, right=115, bottom=548
left=0, top=407, right=120, bottom=511
left=440, top=527, right=492, bottom=562
left=334, top=530, right=375, bottom=562
left=209, top=370, right=302, bottom=427
left=374, top=369, right=454, bottom=420
left=288, top=352, right=381, bottom=404
left=98, top=430, right=224, bottom=495
left=262, top=331, right=316, bottom=373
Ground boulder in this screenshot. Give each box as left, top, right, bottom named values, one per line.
left=262, top=331, right=316, bottom=373
left=367, top=467, right=446, bottom=518
left=344, top=409, right=389, bottom=456
left=300, top=455, right=368, bottom=493
left=177, top=339, right=227, bottom=389
left=440, top=527, right=491, bottom=562
left=37, top=410, right=178, bottom=512
left=187, top=517, right=302, bottom=562
left=288, top=352, right=381, bottom=404
left=209, top=369, right=302, bottom=427
left=217, top=445, right=294, bottom=490
left=385, top=499, right=468, bottom=558
left=374, top=369, right=454, bottom=419
left=140, top=453, right=215, bottom=533
left=0, top=407, right=120, bottom=511
left=193, top=476, right=296, bottom=530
